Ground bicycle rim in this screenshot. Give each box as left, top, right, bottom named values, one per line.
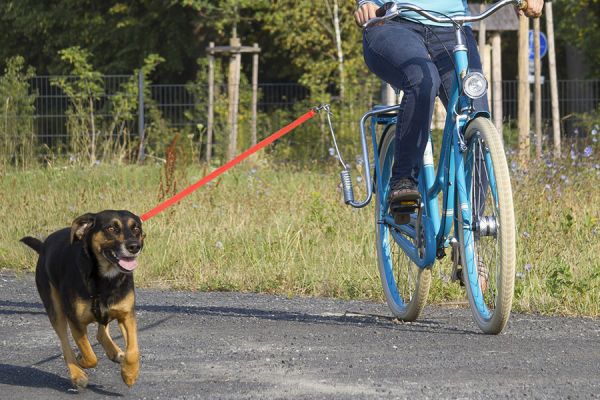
left=457, top=117, right=516, bottom=334
left=375, top=125, right=431, bottom=321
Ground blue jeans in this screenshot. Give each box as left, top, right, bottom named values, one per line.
left=363, top=20, right=488, bottom=184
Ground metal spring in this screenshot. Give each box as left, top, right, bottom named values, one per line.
left=340, top=169, right=354, bottom=204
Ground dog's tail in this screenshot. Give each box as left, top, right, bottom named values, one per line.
left=20, top=236, right=43, bottom=254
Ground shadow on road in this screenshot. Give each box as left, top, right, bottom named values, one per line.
left=0, top=300, right=46, bottom=316
left=137, top=303, right=478, bottom=335
left=0, top=364, right=123, bottom=396
left=0, top=299, right=477, bottom=335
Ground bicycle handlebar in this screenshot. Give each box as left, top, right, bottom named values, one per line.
left=364, top=0, right=528, bottom=28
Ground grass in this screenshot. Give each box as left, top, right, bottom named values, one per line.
left=1, top=151, right=598, bottom=317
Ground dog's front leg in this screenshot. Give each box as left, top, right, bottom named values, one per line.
left=97, top=323, right=125, bottom=363
left=118, top=312, right=140, bottom=387
left=68, top=320, right=98, bottom=369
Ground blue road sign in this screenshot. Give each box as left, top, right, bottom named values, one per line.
left=528, top=30, right=548, bottom=60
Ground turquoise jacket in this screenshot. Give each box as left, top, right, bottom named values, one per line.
left=369, top=0, right=469, bottom=26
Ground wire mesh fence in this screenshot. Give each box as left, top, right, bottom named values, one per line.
left=1, top=75, right=598, bottom=164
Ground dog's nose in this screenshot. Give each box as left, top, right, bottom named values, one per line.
left=126, top=241, right=141, bottom=254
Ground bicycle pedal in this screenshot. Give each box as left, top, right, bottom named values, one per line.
left=390, top=203, right=419, bottom=225
left=390, top=201, right=419, bottom=214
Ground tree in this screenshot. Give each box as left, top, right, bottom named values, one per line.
left=554, top=0, right=600, bottom=78
left=0, top=1, right=199, bottom=81
left=260, top=0, right=374, bottom=101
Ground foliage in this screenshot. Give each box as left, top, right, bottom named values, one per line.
left=51, top=47, right=168, bottom=164
left=0, top=56, right=37, bottom=170
left=0, top=0, right=199, bottom=81
left=52, top=47, right=105, bottom=164
left=554, top=0, right=600, bottom=78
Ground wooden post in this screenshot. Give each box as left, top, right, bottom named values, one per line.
left=227, top=37, right=241, bottom=161
left=534, top=18, right=542, bottom=159
left=546, top=2, right=561, bottom=158
left=478, top=5, right=487, bottom=73
left=137, top=69, right=146, bottom=162
left=206, top=42, right=215, bottom=164
left=517, top=15, right=530, bottom=165
left=491, top=32, right=503, bottom=138
left=483, top=44, right=492, bottom=103
left=251, top=43, right=259, bottom=147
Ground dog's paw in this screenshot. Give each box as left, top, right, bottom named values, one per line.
left=70, top=369, right=89, bottom=388
left=76, top=353, right=98, bottom=369
left=121, top=365, right=139, bottom=387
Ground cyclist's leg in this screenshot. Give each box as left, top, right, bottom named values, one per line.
left=363, top=20, right=442, bottom=185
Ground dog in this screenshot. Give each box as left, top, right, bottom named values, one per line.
left=20, top=210, right=145, bottom=388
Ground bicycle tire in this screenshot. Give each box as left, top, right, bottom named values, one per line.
left=375, top=125, right=431, bottom=321
left=456, top=117, right=516, bottom=334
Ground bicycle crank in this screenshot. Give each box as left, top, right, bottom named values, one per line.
left=450, top=238, right=464, bottom=286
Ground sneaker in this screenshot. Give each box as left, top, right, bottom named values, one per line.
left=388, top=178, right=420, bottom=225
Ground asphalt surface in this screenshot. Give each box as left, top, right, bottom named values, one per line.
left=0, top=270, right=598, bottom=399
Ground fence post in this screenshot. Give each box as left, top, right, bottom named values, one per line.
left=251, top=43, right=259, bottom=147
left=137, top=69, right=146, bottom=162
left=206, top=42, right=215, bottom=164
left=534, top=17, right=542, bottom=159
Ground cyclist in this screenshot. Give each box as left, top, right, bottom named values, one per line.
left=354, top=0, right=543, bottom=223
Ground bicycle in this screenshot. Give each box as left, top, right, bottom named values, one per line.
left=330, top=0, right=524, bottom=334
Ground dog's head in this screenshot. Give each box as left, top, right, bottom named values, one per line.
left=71, top=210, right=145, bottom=278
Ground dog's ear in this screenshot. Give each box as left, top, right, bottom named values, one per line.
left=71, top=213, right=96, bottom=243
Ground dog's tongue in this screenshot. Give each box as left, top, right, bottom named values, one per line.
left=118, top=258, right=138, bottom=271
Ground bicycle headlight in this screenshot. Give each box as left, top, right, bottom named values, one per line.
left=462, top=72, right=488, bottom=99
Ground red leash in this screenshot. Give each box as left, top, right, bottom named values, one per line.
left=141, top=108, right=318, bottom=221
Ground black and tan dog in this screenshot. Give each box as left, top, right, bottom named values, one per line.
left=20, top=210, right=145, bottom=388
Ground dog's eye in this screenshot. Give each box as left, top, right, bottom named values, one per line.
left=132, top=226, right=141, bottom=234
left=107, top=226, right=120, bottom=234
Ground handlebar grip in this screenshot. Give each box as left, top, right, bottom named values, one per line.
left=518, top=0, right=528, bottom=11
left=376, top=2, right=396, bottom=17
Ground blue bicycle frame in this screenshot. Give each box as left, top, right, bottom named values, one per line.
left=345, top=25, right=490, bottom=272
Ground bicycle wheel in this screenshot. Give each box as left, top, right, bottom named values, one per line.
left=375, top=125, right=431, bottom=321
left=456, top=117, right=516, bottom=334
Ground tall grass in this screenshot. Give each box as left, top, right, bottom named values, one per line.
left=1, top=150, right=598, bottom=316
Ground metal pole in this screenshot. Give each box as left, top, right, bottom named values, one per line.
left=534, top=18, right=542, bottom=159
left=251, top=43, right=259, bottom=147
left=206, top=42, right=215, bottom=164
left=137, top=69, right=145, bottom=162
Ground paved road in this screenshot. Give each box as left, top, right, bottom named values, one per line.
left=0, top=271, right=598, bottom=399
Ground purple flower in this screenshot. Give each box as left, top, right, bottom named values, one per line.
left=583, top=146, right=593, bottom=157
left=570, top=149, right=577, bottom=160
left=524, top=263, right=533, bottom=273
left=522, top=231, right=530, bottom=238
